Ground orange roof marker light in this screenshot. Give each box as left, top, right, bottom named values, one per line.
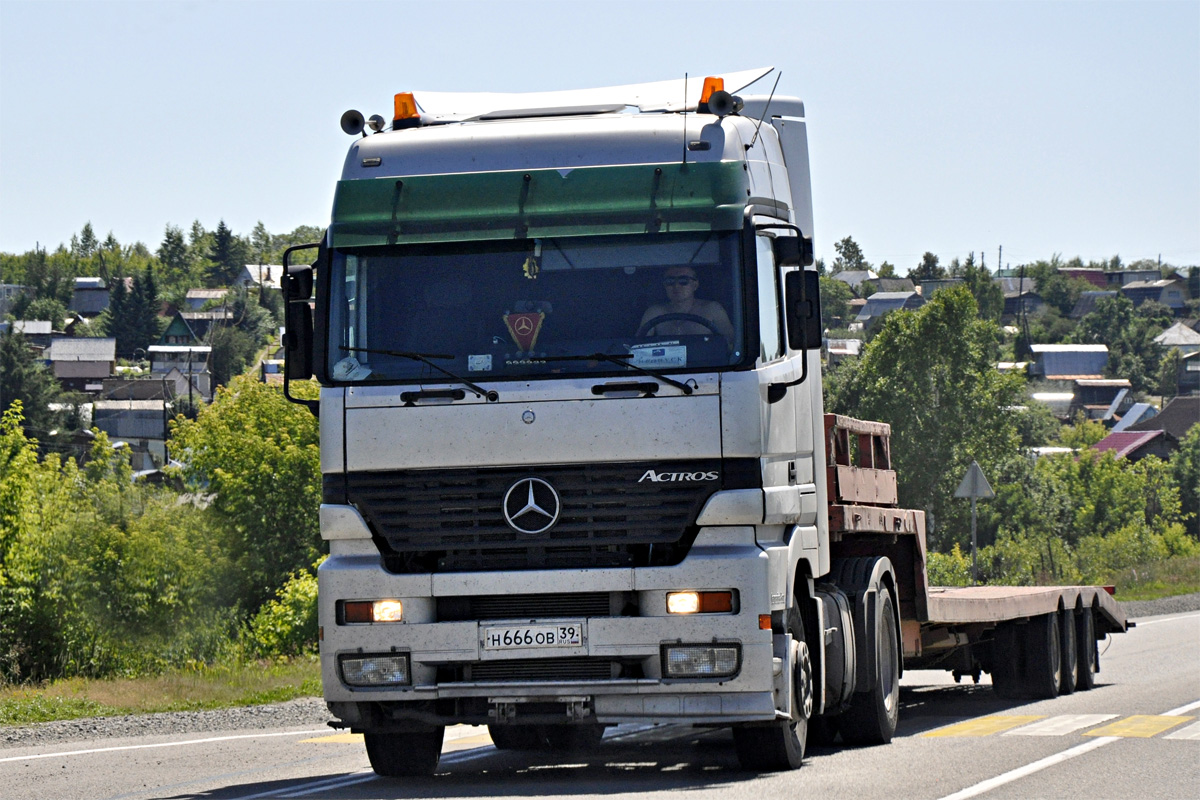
left=698, top=76, right=725, bottom=106
left=393, top=92, right=421, bottom=130
left=696, top=76, right=740, bottom=117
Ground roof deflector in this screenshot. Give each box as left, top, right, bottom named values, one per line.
left=406, top=67, right=775, bottom=123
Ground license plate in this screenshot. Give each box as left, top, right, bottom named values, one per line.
left=482, top=622, right=584, bottom=651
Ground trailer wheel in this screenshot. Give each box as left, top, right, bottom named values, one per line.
left=488, top=725, right=542, bottom=750
left=839, top=588, right=900, bottom=745
left=364, top=726, right=444, bottom=777
left=989, top=622, right=1022, bottom=699
left=733, top=601, right=811, bottom=771
left=1075, top=608, right=1098, bottom=690
left=1058, top=610, right=1078, bottom=695
left=1022, top=613, right=1062, bottom=699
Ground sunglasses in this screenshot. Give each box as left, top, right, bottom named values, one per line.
left=663, top=276, right=697, bottom=286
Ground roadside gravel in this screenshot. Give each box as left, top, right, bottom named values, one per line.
left=0, top=697, right=332, bottom=749
left=3, top=593, right=1197, bottom=751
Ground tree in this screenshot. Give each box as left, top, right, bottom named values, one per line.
left=207, top=220, right=248, bottom=287
left=819, top=276, right=853, bottom=330
left=877, top=261, right=896, bottom=278
left=22, top=297, right=68, bottom=330
left=954, top=252, right=1004, bottom=322
left=826, top=287, right=1024, bottom=550
left=158, top=224, right=190, bottom=283
left=76, top=222, right=98, bottom=258
left=908, top=251, right=945, bottom=283
left=1173, top=424, right=1200, bottom=529
left=0, top=330, right=63, bottom=438
left=832, top=236, right=870, bottom=274
left=1071, top=294, right=1170, bottom=393
left=169, top=375, right=321, bottom=611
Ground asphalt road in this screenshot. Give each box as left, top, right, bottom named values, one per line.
left=3, top=609, right=1197, bottom=800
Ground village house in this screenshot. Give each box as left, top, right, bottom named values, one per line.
left=45, top=337, right=116, bottom=392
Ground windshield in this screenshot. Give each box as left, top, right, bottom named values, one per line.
left=326, top=232, right=746, bottom=383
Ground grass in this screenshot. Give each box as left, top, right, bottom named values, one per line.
left=0, top=657, right=321, bottom=726
left=1107, top=556, right=1200, bottom=602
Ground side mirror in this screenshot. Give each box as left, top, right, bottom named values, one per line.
left=281, top=242, right=322, bottom=415
left=773, top=235, right=815, bottom=267
left=784, top=269, right=822, bottom=351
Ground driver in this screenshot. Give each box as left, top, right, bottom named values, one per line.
left=639, top=266, right=734, bottom=341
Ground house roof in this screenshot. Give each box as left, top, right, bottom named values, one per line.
left=830, top=270, right=877, bottom=290
left=856, top=291, right=923, bottom=320
left=1059, top=268, right=1108, bottom=288
left=996, top=277, right=1036, bottom=295
left=868, top=277, right=916, bottom=293
left=1154, top=322, right=1200, bottom=347
left=1070, top=290, right=1117, bottom=318
left=1127, top=396, right=1200, bottom=440
left=1121, top=279, right=1179, bottom=291
left=13, top=320, right=53, bottom=334
left=185, top=288, right=229, bottom=299
left=1075, top=378, right=1131, bottom=388
left=1111, top=402, right=1158, bottom=432
left=1030, top=344, right=1109, bottom=353
left=93, top=399, right=168, bottom=411
left=1092, top=430, right=1165, bottom=458
left=46, top=337, right=115, bottom=362
left=74, top=277, right=105, bottom=290
left=826, top=339, right=862, bottom=356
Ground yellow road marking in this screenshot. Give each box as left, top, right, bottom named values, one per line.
left=1084, top=715, right=1194, bottom=738
left=301, top=733, right=363, bottom=743
left=925, top=715, right=1045, bottom=737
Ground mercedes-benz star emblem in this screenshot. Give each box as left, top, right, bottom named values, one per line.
left=502, top=478, right=561, bottom=535
left=513, top=317, right=534, bottom=335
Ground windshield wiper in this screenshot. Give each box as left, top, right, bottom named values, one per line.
left=538, top=352, right=693, bottom=395
left=341, top=346, right=498, bottom=402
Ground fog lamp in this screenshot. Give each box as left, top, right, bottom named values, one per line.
left=340, top=654, right=410, bottom=687
left=662, top=644, right=741, bottom=678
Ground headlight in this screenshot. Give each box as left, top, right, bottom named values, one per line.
left=340, top=654, right=410, bottom=686
left=662, top=644, right=741, bottom=678
left=666, top=590, right=734, bottom=614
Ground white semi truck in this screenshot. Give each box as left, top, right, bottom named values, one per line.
left=280, top=68, right=1127, bottom=776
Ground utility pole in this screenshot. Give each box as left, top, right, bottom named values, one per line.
left=997, top=245, right=1002, bottom=275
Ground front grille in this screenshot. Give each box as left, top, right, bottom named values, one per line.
left=464, top=658, right=621, bottom=682
left=437, top=592, right=621, bottom=622
left=345, top=461, right=724, bottom=572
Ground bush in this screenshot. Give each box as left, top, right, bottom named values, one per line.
left=927, top=544, right=973, bottom=586
left=245, top=558, right=323, bottom=658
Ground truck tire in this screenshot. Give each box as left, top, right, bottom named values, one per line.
left=364, top=726, right=444, bottom=777
left=839, top=588, right=900, bottom=745
left=1075, top=608, right=1098, bottom=690
left=990, top=622, right=1022, bottom=699
left=733, top=601, right=811, bottom=771
left=488, top=725, right=542, bottom=750
left=1022, top=613, right=1062, bottom=699
left=1058, top=609, right=1078, bottom=695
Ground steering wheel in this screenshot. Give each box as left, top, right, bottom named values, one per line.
left=637, top=312, right=721, bottom=338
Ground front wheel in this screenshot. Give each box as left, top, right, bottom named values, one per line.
left=733, top=602, right=812, bottom=771
left=364, top=726, right=444, bottom=777
left=840, top=588, right=901, bottom=745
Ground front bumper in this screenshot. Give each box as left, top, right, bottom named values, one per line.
left=318, top=531, right=781, bottom=726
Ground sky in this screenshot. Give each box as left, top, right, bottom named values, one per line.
left=1, top=0, right=1197, bottom=272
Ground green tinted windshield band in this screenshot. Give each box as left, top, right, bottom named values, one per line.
left=329, top=161, right=749, bottom=248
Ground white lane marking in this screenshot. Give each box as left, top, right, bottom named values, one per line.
left=229, top=770, right=377, bottom=800
left=283, top=771, right=377, bottom=797
left=937, top=737, right=1120, bottom=800
left=1133, top=612, right=1200, bottom=626
left=1163, top=699, right=1200, bottom=716
left=1003, top=714, right=1117, bottom=736
left=0, top=728, right=331, bottom=764
left=1164, top=721, right=1200, bottom=741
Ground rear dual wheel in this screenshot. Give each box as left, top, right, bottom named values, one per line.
left=839, top=588, right=900, bottom=745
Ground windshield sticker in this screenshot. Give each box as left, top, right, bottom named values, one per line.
left=332, top=356, right=372, bottom=381
left=468, top=354, right=493, bottom=372
left=630, top=343, right=687, bottom=369
left=504, top=311, right=545, bottom=352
